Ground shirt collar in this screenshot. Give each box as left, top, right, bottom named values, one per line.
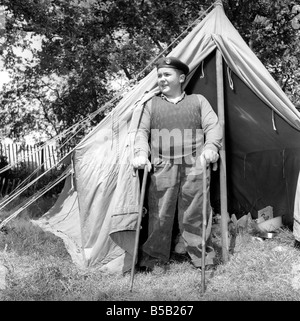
left=161, top=91, right=186, bottom=104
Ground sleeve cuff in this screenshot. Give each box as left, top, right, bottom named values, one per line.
left=203, top=144, right=219, bottom=153
left=134, top=150, right=149, bottom=159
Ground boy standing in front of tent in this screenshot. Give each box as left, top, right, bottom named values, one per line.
left=132, top=57, right=223, bottom=270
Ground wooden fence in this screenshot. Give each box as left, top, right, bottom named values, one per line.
left=0, top=176, right=21, bottom=196
left=0, top=142, right=58, bottom=172
left=0, top=142, right=70, bottom=197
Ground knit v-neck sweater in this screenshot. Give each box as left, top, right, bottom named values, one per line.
left=150, top=95, right=203, bottom=163
left=134, top=93, right=222, bottom=164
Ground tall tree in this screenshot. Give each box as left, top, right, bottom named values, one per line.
left=224, top=0, right=300, bottom=106
left=0, top=0, right=299, bottom=143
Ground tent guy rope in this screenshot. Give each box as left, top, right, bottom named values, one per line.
left=0, top=2, right=218, bottom=228
left=17, top=1, right=300, bottom=274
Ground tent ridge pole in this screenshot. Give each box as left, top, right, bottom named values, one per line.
left=216, top=49, right=229, bottom=263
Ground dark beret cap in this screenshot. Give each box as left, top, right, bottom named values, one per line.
left=155, top=56, right=189, bottom=75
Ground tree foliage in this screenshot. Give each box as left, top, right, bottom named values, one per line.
left=0, top=0, right=299, bottom=143
left=224, top=0, right=300, bottom=106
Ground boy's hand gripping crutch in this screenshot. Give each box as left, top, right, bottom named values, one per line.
left=201, top=159, right=208, bottom=295
left=130, top=165, right=148, bottom=292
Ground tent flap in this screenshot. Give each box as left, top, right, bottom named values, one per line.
left=34, top=4, right=300, bottom=273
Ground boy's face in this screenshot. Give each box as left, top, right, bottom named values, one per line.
left=157, top=68, right=185, bottom=97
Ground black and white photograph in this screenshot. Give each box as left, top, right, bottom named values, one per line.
left=0, top=0, right=300, bottom=308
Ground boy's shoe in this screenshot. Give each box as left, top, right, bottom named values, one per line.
left=194, top=264, right=215, bottom=272
left=136, top=266, right=153, bottom=273
left=294, top=239, right=300, bottom=250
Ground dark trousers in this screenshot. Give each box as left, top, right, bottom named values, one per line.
left=140, top=159, right=215, bottom=268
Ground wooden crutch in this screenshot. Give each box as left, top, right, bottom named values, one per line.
left=130, top=165, right=148, bottom=292
left=201, top=159, right=208, bottom=295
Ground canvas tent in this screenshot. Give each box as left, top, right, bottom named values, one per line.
left=32, top=2, right=300, bottom=274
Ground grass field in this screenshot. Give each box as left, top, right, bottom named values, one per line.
left=1, top=205, right=300, bottom=301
